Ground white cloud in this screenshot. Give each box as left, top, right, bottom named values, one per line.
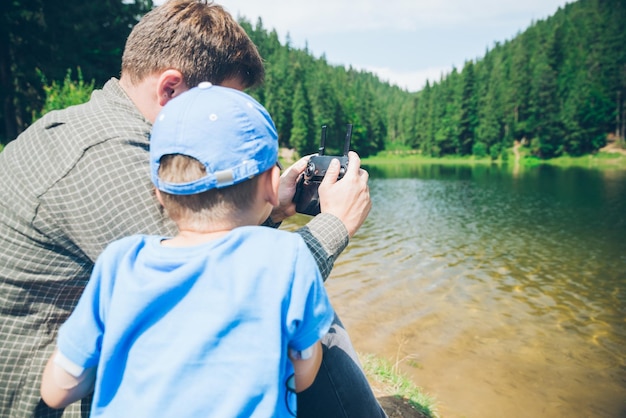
left=218, top=0, right=570, bottom=33
left=152, top=0, right=570, bottom=92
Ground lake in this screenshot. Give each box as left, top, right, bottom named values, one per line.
left=286, top=162, right=626, bottom=418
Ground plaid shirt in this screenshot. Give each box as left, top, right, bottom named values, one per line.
left=0, top=79, right=348, bottom=418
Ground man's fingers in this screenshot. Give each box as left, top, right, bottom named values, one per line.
left=321, top=159, right=341, bottom=186
left=359, top=167, right=369, bottom=183
left=345, top=151, right=361, bottom=176
left=282, top=155, right=310, bottom=183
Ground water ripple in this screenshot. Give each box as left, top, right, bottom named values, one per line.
left=284, top=165, right=626, bottom=418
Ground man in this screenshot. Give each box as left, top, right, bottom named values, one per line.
left=0, top=1, right=383, bottom=417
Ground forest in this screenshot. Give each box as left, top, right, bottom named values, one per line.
left=2, top=0, right=625, bottom=159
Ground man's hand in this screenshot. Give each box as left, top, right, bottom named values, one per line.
left=318, top=151, right=371, bottom=237
left=269, top=155, right=310, bottom=223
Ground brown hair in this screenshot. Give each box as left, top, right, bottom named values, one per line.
left=157, top=154, right=258, bottom=226
left=122, top=0, right=264, bottom=89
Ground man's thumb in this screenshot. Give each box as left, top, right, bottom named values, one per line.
left=321, top=159, right=341, bottom=186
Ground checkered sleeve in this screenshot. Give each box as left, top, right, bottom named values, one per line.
left=295, top=213, right=349, bottom=281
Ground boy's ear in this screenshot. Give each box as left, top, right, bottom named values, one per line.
left=157, top=69, right=188, bottom=106
left=265, top=165, right=281, bottom=207
left=154, top=188, right=165, bottom=207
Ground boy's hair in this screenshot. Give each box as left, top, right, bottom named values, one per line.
left=157, top=154, right=259, bottom=225
left=122, top=0, right=264, bottom=89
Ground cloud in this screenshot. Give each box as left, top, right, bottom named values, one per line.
left=153, top=0, right=570, bottom=92
left=219, top=0, right=570, bottom=34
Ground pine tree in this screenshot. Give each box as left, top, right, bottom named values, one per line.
left=290, top=80, right=315, bottom=153
left=458, top=61, right=479, bottom=155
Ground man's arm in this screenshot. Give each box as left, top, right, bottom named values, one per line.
left=267, top=152, right=371, bottom=281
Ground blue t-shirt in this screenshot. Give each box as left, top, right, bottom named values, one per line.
left=56, top=226, right=334, bottom=418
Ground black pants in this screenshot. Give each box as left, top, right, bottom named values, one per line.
left=297, top=313, right=387, bottom=418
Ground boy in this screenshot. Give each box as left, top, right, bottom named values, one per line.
left=40, top=84, right=335, bottom=417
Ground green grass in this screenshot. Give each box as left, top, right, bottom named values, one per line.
left=360, top=352, right=439, bottom=418
left=363, top=148, right=626, bottom=170
left=534, top=151, right=626, bottom=169
left=364, top=150, right=494, bottom=165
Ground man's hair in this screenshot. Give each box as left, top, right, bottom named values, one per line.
left=122, top=0, right=264, bottom=89
left=157, top=154, right=259, bottom=226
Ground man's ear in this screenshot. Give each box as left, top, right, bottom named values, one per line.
left=157, top=69, right=188, bottom=106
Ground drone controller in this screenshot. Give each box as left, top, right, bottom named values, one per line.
left=293, top=124, right=352, bottom=216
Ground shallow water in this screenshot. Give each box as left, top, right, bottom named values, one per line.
left=286, top=163, right=626, bottom=418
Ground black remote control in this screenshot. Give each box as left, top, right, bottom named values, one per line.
left=293, top=124, right=352, bottom=216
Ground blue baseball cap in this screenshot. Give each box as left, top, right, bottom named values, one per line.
left=150, top=83, right=278, bottom=195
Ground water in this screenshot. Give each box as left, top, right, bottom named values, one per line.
left=286, top=163, right=626, bottom=418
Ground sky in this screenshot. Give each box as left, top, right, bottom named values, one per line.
left=155, top=0, right=571, bottom=92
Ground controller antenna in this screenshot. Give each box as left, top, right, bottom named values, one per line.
left=343, top=124, right=352, bottom=156
left=319, top=125, right=327, bottom=156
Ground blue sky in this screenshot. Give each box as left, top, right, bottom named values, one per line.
left=155, top=0, right=571, bottom=92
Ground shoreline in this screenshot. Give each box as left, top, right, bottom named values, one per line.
left=360, top=352, right=437, bottom=418
left=362, top=147, right=626, bottom=171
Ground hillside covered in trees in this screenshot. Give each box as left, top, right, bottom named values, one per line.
left=2, top=0, right=624, bottom=159
left=398, top=0, right=626, bottom=159
left=244, top=0, right=625, bottom=159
